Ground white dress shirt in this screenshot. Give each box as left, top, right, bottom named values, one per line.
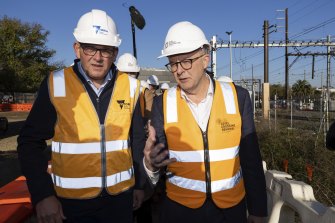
left=144, top=75, right=214, bottom=184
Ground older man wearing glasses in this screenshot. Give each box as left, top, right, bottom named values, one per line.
left=143, top=21, right=267, bottom=223
left=17, top=9, right=147, bottom=223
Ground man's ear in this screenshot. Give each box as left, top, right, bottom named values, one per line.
left=202, top=54, right=210, bottom=69
left=73, top=42, right=81, bottom=59
left=112, top=48, right=119, bottom=63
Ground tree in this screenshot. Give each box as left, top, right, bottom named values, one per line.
left=270, top=84, right=285, bottom=100
left=291, top=79, right=313, bottom=102
left=0, top=16, right=63, bottom=95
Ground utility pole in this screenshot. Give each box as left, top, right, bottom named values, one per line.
left=304, top=70, right=306, bottom=80
left=285, top=8, right=289, bottom=101
left=321, top=71, right=324, bottom=128
left=264, top=21, right=269, bottom=83
left=326, top=35, right=331, bottom=131
left=263, top=20, right=270, bottom=119
left=252, top=64, right=256, bottom=119
left=211, top=35, right=217, bottom=79
left=226, top=31, right=233, bottom=79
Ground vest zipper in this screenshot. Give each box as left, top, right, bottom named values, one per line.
left=101, top=124, right=106, bottom=189
left=202, top=130, right=212, bottom=199
left=97, top=97, right=107, bottom=190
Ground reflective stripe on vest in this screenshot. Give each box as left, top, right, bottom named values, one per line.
left=169, top=145, right=239, bottom=162
left=167, top=169, right=242, bottom=193
left=51, top=167, right=133, bottom=189
left=167, top=146, right=242, bottom=194
left=53, top=70, right=66, bottom=97
left=52, top=140, right=128, bottom=154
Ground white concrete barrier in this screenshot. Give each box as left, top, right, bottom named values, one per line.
left=264, top=162, right=335, bottom=223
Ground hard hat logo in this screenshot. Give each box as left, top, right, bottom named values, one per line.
left=164, top=41, right=181, bottom=50
left=93, top=25, right=108, bottom=35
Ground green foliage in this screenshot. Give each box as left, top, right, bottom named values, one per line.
left=0, top=16, right=64, bottom=93
left=270, top=84, right=285, bottom=100
left=291, top=79, right=314, bottom=101
left=257, top=118, right=335, bottom=206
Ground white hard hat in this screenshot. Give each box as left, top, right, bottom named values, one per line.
left=73, top=9, right=122, bottom=47
left=160, top=83, right=170, bottom=90
left=116, top=53, right=140, bottom=72
left=147, top=75, right=159, bottom=86
left=140, top=80, right=149, bottom=89
left=158, top=21, right=209, bottom=58
left=217, top=76, right=233, bottom=83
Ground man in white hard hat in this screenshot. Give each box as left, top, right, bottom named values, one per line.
left=116, top=54, right=146, bottom=118
left=116, top=52, right=140, bottom=78
left=160, top=83, right=170, bottom=94
left=143, top=21, right=267, bottom=223
left=116, top=52, right=155, bottom=223
left=147, top=75, right=159, bottom=88
left=17, top=9, right=146, bottom=223
left=147, top=75, right=160, bottom=91
left=140, top=80, right=149, bottom=89
left=143, top=74, right=159, bottom=119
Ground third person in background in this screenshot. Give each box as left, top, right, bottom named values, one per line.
left=143, top=21, right=267, bottom=223
left=160, top=83, right=170, bottom=94
left=143, top=75, right=160, bottom=119
left=116, top=52, right=155, bottom=223
left=116, top=52, right=140, bottom=79
left=116, top=53, right=151, bottom=122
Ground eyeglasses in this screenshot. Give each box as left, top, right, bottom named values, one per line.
left=80, top=44, right=116, bottom=58
left=165, top=54, right=205, bottom=72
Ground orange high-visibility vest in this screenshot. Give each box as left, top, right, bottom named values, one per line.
left=48, top=68, right=140, bottom=199
left=139, top=87, right=146, bottom=118
left=163, top=81, right=245, bottom=208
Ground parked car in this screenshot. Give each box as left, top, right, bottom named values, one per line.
left=0, top=117, right=8, bottom=133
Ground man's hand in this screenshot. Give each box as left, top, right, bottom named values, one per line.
left=248, top=215, right=266, bottom=223
left=133, top=189, right=145, bottom=210
left=35, top=195, right=66, bottom=223
left=143, top=121, right=176, bottom=172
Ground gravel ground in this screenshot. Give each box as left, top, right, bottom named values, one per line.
left=0, top=111, right=29, bottom=151
left=0, top=111, right=29, bottom=187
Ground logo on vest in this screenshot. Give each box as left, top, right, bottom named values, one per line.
left=117, top=100, right=130, bottom=110
left=218, top=119, right=236, bottom=132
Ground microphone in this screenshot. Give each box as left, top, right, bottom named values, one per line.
left=129, top=6, right=145, bottom=30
